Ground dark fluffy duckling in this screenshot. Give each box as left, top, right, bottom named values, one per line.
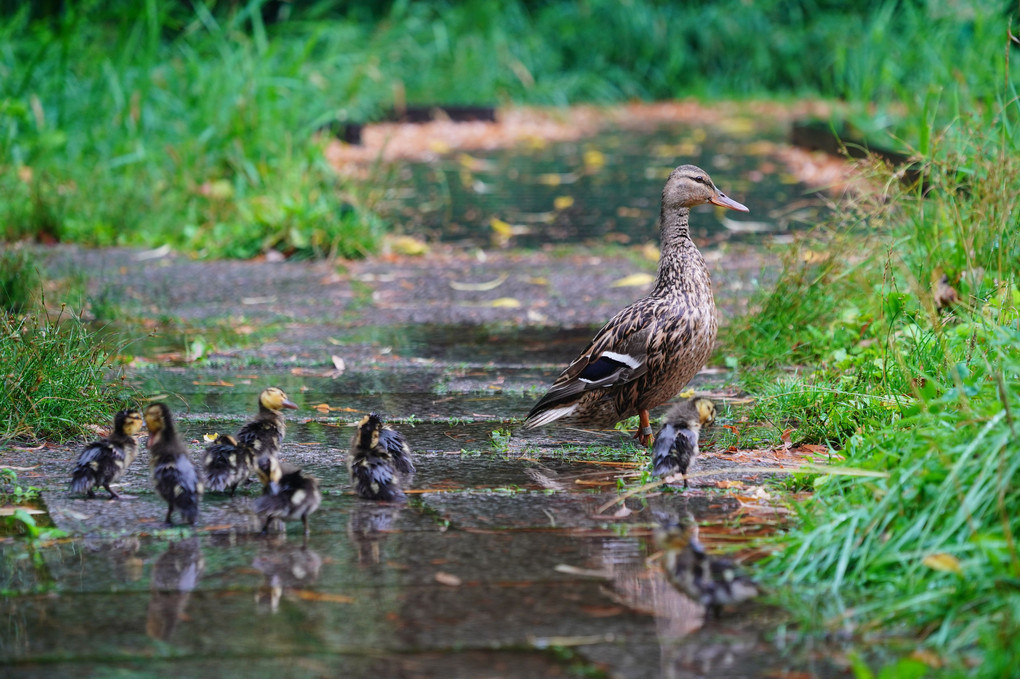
left=656, top=519, right=760, bottom=618
left=237, top=387, right=298, bottom=471
left=145, top=403, right=202, bottom=526
left=652, top=397, right=716, bottom=487
left=69, top=409, right=144, bottom=499
left=202, top=434, right=250, bottom=496
left=523, top=166, right=747, bottom=445
left=348, top=413, right=415, bottom=502
left=254, top=455, right=322, bottom=537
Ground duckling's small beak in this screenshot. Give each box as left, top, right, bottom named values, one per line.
left=710, top=191, right=749, bottom=212
left=282, top=399, right=298, bottom=410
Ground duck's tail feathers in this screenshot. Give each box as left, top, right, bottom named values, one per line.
left=69, top=468, right=98, bottom=495
left=652, top=424, right=679, bottom=476
left=204, top=469, right=232, bottom=493
left=522, top=403, right=578, bottom=430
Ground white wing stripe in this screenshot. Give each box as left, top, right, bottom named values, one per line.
left=600, top=351, right=641, bottom=369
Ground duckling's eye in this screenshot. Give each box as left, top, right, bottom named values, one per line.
left=694, top=176, right=705, bottom=184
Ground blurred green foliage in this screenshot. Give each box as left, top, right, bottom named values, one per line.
left=1, top=0, right=1015, bottom=257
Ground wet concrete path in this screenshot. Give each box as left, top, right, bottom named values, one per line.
left=2, top=113, right=849, bottom=677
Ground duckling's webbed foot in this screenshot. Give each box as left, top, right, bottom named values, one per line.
left=104, top=484, right=121, bottom=500
left=164, top=503, right=175, bottom=525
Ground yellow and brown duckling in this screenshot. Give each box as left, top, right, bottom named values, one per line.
left=651, top=396, right=716, bottom=488
left=145, top=403, right=202, bottom=526
left=254, top=454, right=321, bottom=536
left=237, top=387, right=298, bottom=472
left=523, top=166, right=747, bottom=445
left=202, top=434, right=250, bottom=496
left=69, top=409, right=144, bottom=499
left=656, top=518, right=760, bottom=618
left=348, top=413, right=415, bottom=502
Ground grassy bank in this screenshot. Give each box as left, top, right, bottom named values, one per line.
left=1, top=0, right=1014, bottom=258
left=726, top=64, right=1020, bottom=675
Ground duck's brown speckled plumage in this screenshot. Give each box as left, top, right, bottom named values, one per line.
left=523, top=165, right=747, bottom=436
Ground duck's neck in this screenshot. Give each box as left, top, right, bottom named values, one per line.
left=651, top=207, right=710, bottom=297
left=258, top=404, right=286, bottom=429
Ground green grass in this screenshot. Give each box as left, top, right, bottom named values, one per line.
left=723, top=53, right=1020, bottom=674
left=2, top=0, right=1015, bottom=258
left=0, top=304, right=134, bottom=442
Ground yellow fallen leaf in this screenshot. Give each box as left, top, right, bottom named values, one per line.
left=488, top=297, right=521, bottom=308
left=553, top=195, right=574, bottom=211
left=677, top=388, right=696, bottom=398
left=490, top=217, right=514, bottom=237
left=922, top=553, right=963, bottom=575
left=583, top=148, right=606, bottom=169
left=313, top=403, right=333, bottom=413
left=202, top=433, right=219, bottom=443
left=384, top=234, right=429, bottom=256
left=611, top=273, right=655, bottom=288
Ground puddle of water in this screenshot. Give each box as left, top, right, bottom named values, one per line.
left=378, top=121, right=825, bottom=248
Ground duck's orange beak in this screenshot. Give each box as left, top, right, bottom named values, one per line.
left=710, top=191, right=749, bottom=212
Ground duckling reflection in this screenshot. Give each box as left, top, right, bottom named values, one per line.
left=347, top=502, right=402, bottom=566
left=654, top=513, right=760, bottom=619
left=252, top=533, right=322, bottom=614
left=83, top=536, right=144, bottom=583
left=146, top=538, right=204, bottom=641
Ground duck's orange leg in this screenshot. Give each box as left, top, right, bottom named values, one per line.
left=633, top=409, right=653, bottom=447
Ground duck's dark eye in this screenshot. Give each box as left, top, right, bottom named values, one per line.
left=692, top=175, right=706, bottom=184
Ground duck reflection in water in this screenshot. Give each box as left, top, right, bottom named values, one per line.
left=252, top=533, right=323, bottom=614
left=146, top=538, right=204, bottom=641
left=347, top=502, right=402, bottom=566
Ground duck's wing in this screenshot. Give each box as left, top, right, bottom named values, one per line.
left=524, top=311, right=653, bottom=427
left=380, top=428, right=415, bottom=473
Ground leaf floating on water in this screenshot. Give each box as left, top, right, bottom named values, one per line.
left=290, top=590, right=355, bottom=604
left=488, top=297, right=521, bottom=308
left=611, top=273, right=655, bottom=288
left=553, top=564, right=611, bottom=579
left=313, top=403, right=333, bottom=413
left=449, top=273, right=508, bottom=291
left=192, top=380, right=234, bottom=387
left=435, top=571, right=462, bottom=586
left=922, top=553, right=963, bottom=575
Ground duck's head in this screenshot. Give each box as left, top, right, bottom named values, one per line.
left=215, top=434, right=238, bottom=447
left=692, top=397, right=717, bottom=428
left=116, top=409, right=145, bottom=437
left=259, top=387, right=298, bottom=412
left=662, top=165, right=748, bottom=213
left=356, top=413, right=383, bottom=449
left=144, top=403, right=173, bottom=446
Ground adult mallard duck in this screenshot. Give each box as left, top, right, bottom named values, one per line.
left=523, top=165, right=747, bottom=445
left=69, top=409, right=144, bottom=499
left=348, top=413, right=415, bottom=502
left=652, top=396, right=716, bottom=487
left=237, top=387, right=298, bottom=471
left=145, top=403, right=202, bottom=526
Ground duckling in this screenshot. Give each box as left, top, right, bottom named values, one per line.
left=69, top=409, right=144, bottom=499
left=523, top=166, right=747, bottom=445
left=651, top=396, right=716, bottom=487
left=236, top=387, right=298, bottom=472
left=348, top=413, right=415, bottom=502
left=202, top=434, right=251, bottom=496
left=145, top=403, right=202, bottom=526
left=254, top=454, right=322, bottom=537
left=656, top=518, right=760, bottom=618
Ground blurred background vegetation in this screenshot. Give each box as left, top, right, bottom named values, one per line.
left=0, top=0, right=1014, bottom=258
